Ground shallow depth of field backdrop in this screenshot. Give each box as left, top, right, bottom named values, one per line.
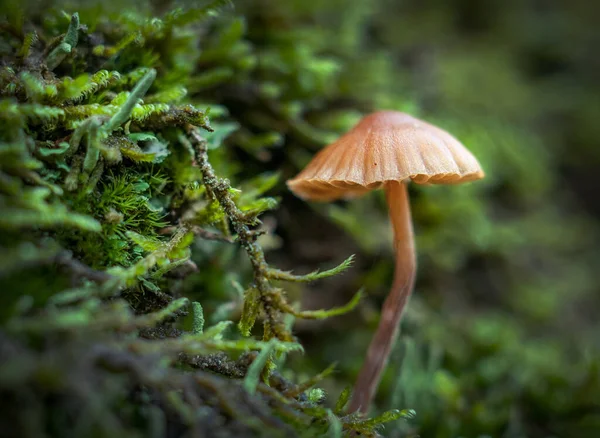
left=1, top=0, right=599, bottom=437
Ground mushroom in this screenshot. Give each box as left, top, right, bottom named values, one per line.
left=286, top=111, right=484, bottom=413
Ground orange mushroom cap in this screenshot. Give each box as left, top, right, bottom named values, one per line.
left=287, top=111, right=484, bottom=201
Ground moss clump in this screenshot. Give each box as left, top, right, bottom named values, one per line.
left=0, top=2, right=404, bottom=437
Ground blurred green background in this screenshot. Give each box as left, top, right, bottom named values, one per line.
left=2, top=0, right=600, bottom=436
left=215, top=1, right=600, bottom=436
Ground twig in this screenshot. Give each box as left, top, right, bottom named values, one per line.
left=186, top=124, right=290, bottom=341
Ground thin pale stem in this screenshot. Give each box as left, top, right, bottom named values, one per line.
left=348, top=180, right=416, bottom=414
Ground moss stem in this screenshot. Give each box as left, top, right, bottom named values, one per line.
left=186, top=125, right=289, bottom=341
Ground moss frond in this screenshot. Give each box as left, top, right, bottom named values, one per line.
left=267, top=255, right=355, bottom=283
left=46, top=12, right=80, bottom=71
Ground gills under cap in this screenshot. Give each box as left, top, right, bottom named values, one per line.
left=287, top=111, right=485, bottom=201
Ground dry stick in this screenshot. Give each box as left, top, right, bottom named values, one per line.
left=349, top=180, right=417, bottom=413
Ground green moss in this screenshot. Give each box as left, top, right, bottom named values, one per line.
left=0, top=2, right=398, bottom=437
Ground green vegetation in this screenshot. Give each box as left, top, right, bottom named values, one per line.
left=1, top=0, right=599, bottom=437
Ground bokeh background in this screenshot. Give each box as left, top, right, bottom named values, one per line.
left=193, top=1, right=600, bottom=436
left=2, top=0, right=599, bottom=436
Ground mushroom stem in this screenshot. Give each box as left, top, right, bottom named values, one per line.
left=349, top=180, right=416, bottom=414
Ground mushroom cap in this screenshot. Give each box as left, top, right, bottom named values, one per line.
left=287, top=111, right=484, bottom=201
